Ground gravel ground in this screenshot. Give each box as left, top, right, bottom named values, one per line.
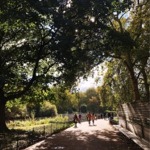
left=24, top=119, right=143, bottom=150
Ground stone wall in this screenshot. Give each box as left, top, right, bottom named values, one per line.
left=118, top=102, right=150, bottom=142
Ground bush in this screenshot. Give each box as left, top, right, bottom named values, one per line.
left=39, top=101, right=57, bottom=117
left=80, top=104, right=87, bottom=113
left=7, top=115, right=69, bottom=130
left=67, top=108, right=73, bottom=114
left=6, top=100, right=27, bottom=120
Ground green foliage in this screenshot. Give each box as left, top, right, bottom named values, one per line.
left=6, top=99, right=27, bottom=119
left=105, top=1, right=149, bottom=101
left=49, top=86, right=78, bottom=114
left=80, top=104, right=87, bottom=113
left=0, top=0, right=133, bottom=101
left=40, top=101, right=57, bottom=117
left=97, top=60, right=134, bottom=110
left=6, top=97, right=58, bottom=120
left=84, top=88, right=100, bottom=113
left=26, top=100, right=57, bottom=118
left=7, top=115, right=68, bottom=130
left=128, top=2, right=150, bottom=100
left=0, top=0, right=141, bottom=131
left=30, top=111, right=36, bottom=121
left=49, top=115, right=68, bottom=123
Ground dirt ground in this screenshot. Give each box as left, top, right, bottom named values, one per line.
left=24, top=119, right=143, bottom=150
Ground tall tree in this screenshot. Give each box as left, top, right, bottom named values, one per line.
left=103, top=1, right=149, bottom=101
left=98, top=60, right=134, bottom=109
left=85, top=88, right=100, bottom=112
left=0, top=0, right=132, bottom=131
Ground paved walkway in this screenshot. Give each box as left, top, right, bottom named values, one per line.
left=24, top=119, right=143, bottom=150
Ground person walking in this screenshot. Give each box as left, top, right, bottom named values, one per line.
left=73, top=113, right=78, bottom=128
left=78, top=114, right=82, bottom=123
left=108, top=112, right=111, bottom=121
left=91, top=113, right=96, bottom=125
left=86, top=112, right=92, bottom=126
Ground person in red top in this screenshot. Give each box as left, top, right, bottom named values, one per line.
left=86, top=112, right=92, bottom=126
left=91, top=113, right=96, bottom=125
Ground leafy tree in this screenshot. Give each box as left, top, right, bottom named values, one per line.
left=56, top=88, right=76, bottom=113
left=65, top=89, right=78, bottom=113
left=85, top=88, right=100, bottom=112
left=0, top=0, right=86, bottom=131
left=97, top=60, right=134, bottom=109
left=0, top=0, right=56, bottom=131
left=103, top=1, right=149, bottom=101
left=88, top=96, right=100, bottom=113
left=0, top=0, right=133, bottom=131
left=80, top=104, right=87, bottom=113
left=128, top=2, right=150, bottom=100
left=39, top=101, right=57, bottom=117
left=6, top=99, right=27, bottom=119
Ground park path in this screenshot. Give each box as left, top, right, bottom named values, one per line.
left=24, top=119, right=142, bottom=150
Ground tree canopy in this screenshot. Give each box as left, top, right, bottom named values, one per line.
left=1, top=0, right=149, bottom=131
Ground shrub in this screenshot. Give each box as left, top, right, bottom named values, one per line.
left=6, top=100, right=27, bottom=120
left=80, top=104, right=87, bottom=113
left=39, top=101, right=57, bottom=117
left=7, top=115, right=69, bottom=130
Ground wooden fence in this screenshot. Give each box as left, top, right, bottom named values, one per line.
left=0, top=121, right=72, bottom=150
left=118, top=102, right=150, bottom=142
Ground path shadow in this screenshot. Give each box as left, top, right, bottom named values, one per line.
left=31, top=129, right=142, bottom=150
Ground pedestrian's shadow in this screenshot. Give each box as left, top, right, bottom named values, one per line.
left=89, top=124, right=97, bottom=126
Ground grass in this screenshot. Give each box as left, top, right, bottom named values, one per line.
left=7, top=115, right=69, bottom=130
left=1, top=115, right=71, bottom=150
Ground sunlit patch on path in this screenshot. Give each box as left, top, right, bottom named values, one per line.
left=24, top=119, right=142, bottom=150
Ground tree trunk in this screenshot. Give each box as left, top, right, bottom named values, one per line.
left=141, top=68, right=149, bottom=101
left=131, top=73, right=140, bottom=101
left=0, top=90, right=9, bottom=132
left=124, top=61, right=141, bottom=101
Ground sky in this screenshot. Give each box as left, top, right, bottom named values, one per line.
left=76, top=63, right=106, bottom=91
left=77, top=76, right=99, bottom=92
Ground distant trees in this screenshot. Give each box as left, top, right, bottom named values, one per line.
left=85, top=88, right=100, bottom=112
left=97, top=60, right=134, bottom=110
left=49, top=87, right=77, bottom=114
